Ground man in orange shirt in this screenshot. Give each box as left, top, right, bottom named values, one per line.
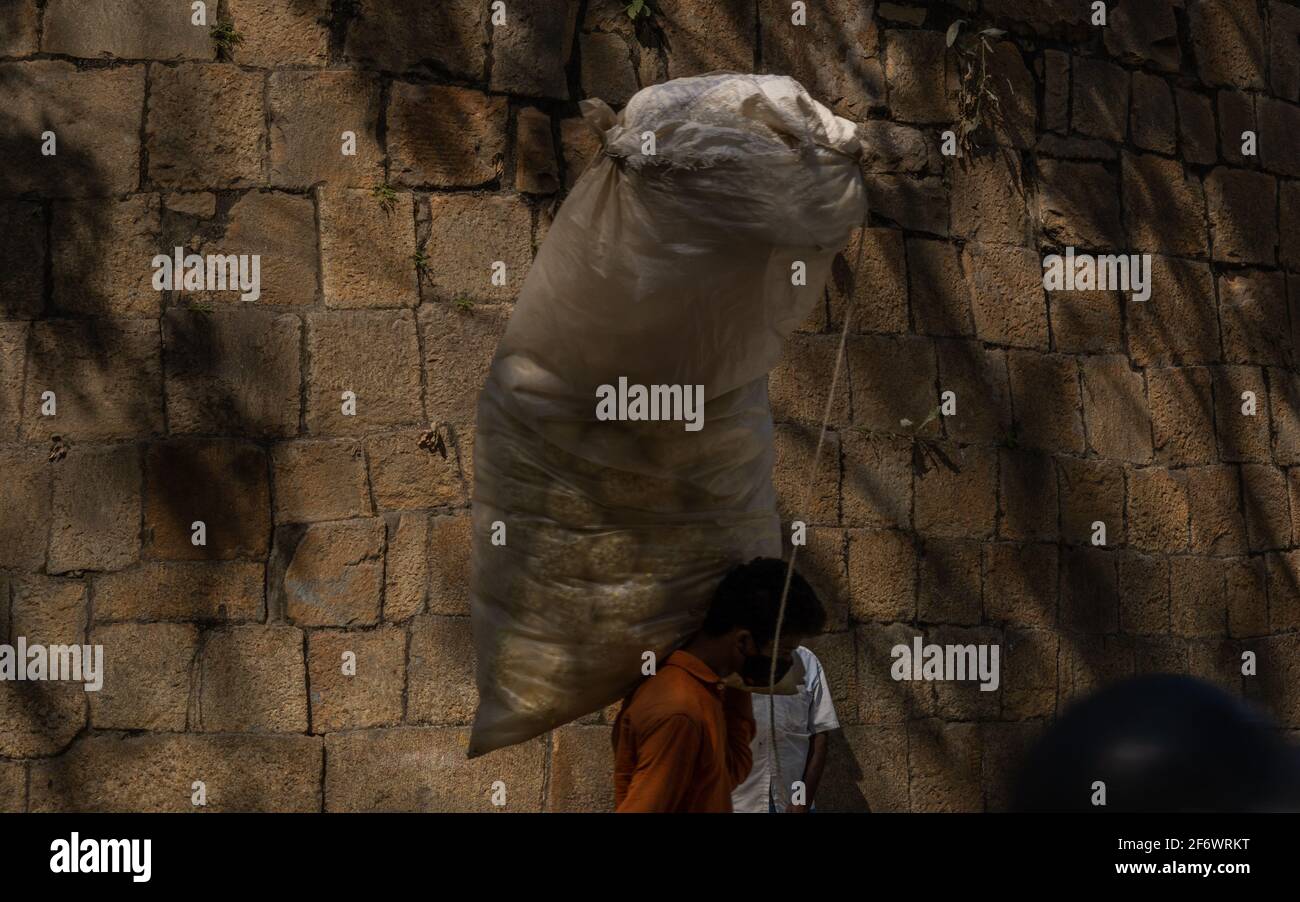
left=613, top=557, right=827, bottom=812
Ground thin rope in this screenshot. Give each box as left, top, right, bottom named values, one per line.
left=766, top=211, right=868, bottom=810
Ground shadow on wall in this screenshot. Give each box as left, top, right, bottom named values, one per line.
left=767, top=1, right=1297, bottom=810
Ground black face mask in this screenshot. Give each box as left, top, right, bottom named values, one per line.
left=740, top=653, right=793, bottom=687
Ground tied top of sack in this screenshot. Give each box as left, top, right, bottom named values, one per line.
left=591, top=72, right=861, bottom=171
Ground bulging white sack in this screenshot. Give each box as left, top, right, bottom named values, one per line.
left=468, top=73, right=865, bottom=757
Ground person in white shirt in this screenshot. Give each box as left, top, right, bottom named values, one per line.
left=731, top=645, right=839, bottom=813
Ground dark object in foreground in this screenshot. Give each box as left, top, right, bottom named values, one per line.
left=1013, top=674, right=1300, bottom=812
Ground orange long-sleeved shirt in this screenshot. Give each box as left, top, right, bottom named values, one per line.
left=612, top=650, right=756, bottom=812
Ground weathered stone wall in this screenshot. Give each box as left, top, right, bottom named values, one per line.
left=0, top=0, right=1298, bottom=812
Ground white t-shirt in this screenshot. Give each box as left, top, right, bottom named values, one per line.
left=731, top=646, right=839, bottom=813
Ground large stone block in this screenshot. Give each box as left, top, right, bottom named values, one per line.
left=319, top=186, right=418, bottom=309
left=42, top=0, right=210, bottom=59
left=48, top=444, right=141, bottom=574
left=163, top=309, right=302, bottom=438
left=515, top=107, right=559, bottom=195
left=908, top=719, right=982, bottom=812
left=1189, top=0, right=1266, bottom=89
left=1147, top=366, right=1217, bottom=465
left=856, top=623, right=936, bottom=724
left=1170, top=555, right=1228, bottom=638
left=1036, top=160, right=1123, bottom=249
left=305, top=311, right=423, bottom=434
left=93, top=561, right=265, bottom=622
left=918, top=540, right=982, bottom=625
left=846, top=528, right=916, bottom=622
left=345, top=0, right=487, bottom=78
left=1205, top=167, right=1278, bottom=265
left=770, top=334, right=852, bottom=426
left=1176, top=88, right=1218, bottom=165
left=423, top=194, right=532, bottom=304
left=984, top=543, right=1057, bottom=628
left=384, top=513, right=428, bottom=621
left=52, top=194, right=161, bottom=318
left=389, top=85, right=508, bottom=189
left=907, top=238, right=973, bottom=336
left=1187, top=466, right=1248, bottom=554
left=549, top=725, right=615, bottom=812
left=1121, top=152, right=1207, bottom=257
left=935, top=339, right=1011, bottom=443
left=0, top=203, right=44, bottom=318
left=407, top=615, right=476, bottom=724
left=1271, top=1, right=1300, bottom=101
left=1056, top=457, right=1125, bottom=546
left=0, top=447, right=47, bottom=569
left=489, top=0, right=578, bottom=98
left=276, top=519, right=384, bottom=627
left=228, top=0, right=330, bottom=66
left=841, top=429, right=911, bottom=529
left=914, top=443, right=997, bottom=539
left=1079, top=355, right=1152, bottom=463
left=29, top=733, right=323, bottom=811
left=189, top=191, right=320, bottom=307
left=772, top=424, right=840, bottom=527
left=0, top=579, right=87, bottom=757
left=195, top=624, right=308, bottom=732
left=23, top=319, right=163, bottom=441
left=828, top=227, right=910, bottom=334
left=1071, top=56, right=1129, bottom=141
left=0, top=61, right=144, bottom=196
left=863, top=174, right=949, bottom=234
left=0, top=322, right=27, bottom=440
left=428, top=514, right=472, bottom=616
left=1006, top=351, right=1083, bottom=454
left=1127, top=467, right=1189, bottom=553
left=998, top=448, right=1058, bottom=542
left=1241, top=464, right=1290, bottom=552
left=760, top=0, right=883, bottom=119
left=1118, top=552, right=1170, bottom=634
left=272, top=440, right=370, bottom=523
left=965, top=243, right=1049, bottom=349
left=883, top=28, right=953, bottom=124
left=580, top=31, right=639, bottom=107
left=818, top=725, right=908, bottom=812
left=1105, top=0, right=1180, bottom=71
left=659, top=0, right=754, bottom=80
left=365, top=430, right=466, bottom=510
left=324, top=727, right=545, bottom=811
left=0, top=760, right=23, bottom=812
left=1218, top=270, right=1290, bottom=366
left=269, top=70, right=383, bottom=189
left=147, top=64, right=265, bottom=189
left=421, top=304, right=512, bottom=426
left=1127, top=255, right=1219, bottom=366
left=847, top=335, right=938, bottom=433
left=307, top=626, right=405, bottom=732
left=0, top=1, right=38, bottom=56
left=1212, top=366, right=1270, bottom=462
left=950, top=153, right=1031, bottom=246
left=1060, top=547, right=1119, bottom=633
left=143, top=440, right=271, bottom=560
left=88, top=622, right=198, bottom=731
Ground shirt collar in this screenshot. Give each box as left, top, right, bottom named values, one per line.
left=665, top=650, right=723, bottom=688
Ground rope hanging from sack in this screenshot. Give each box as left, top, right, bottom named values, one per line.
left=766, top=209, right=870, bottom=808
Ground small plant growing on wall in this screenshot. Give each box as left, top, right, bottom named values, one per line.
left=947, top=20, right=1009, bottom=158
left=372, top=182, right=397, bottom=215
left=210, top=20, right=243, bottom=60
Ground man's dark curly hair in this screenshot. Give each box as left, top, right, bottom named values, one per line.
left=700, top=557, right=826, bottom=648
